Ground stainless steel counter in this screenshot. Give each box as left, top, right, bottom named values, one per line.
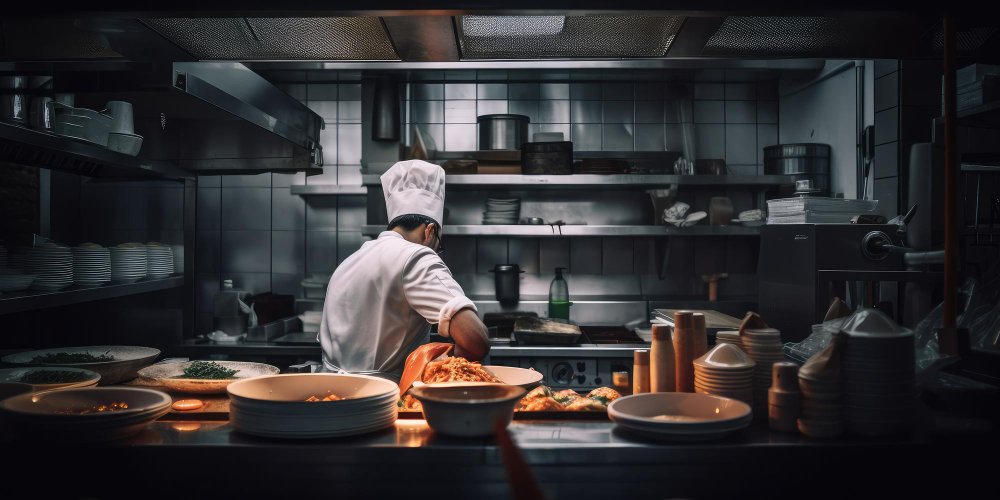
left=5, top=417, right=991, bottom=499
left=489, top=343, right=647, bottom=358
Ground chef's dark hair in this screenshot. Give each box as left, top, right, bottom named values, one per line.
left=387, top=214, right=439, bottom=231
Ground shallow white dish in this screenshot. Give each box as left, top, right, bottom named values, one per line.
left=138, top=361, right=280, bottom=394
left=0, top=367, right=101, bottom=391
left=608, top=392, right=752, bottom=441
left=1, top=346, right=160, bottom=385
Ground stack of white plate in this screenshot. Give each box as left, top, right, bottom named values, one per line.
left=145, top=242, right=174, bottom=279
left=0, top=387, right=172, bottom=443
left=798, top=372, right=843, bottom=438
left=693, top=344, right=755, bottom=406
left=0, top=270, right=35, bottom=292
left=608, top=392, right=753, bottom=442
left=227, top=373, right=399, bottom=439
left=841, top=309, right=915, bottom=436
left=72, top=243, right=111, bottom=287
left=170, top=244, right=184, bottom=274
left=740, top=328, right=786, bottom=418
left=26, top=243, right=74, bottom=291
left=714, top=330, right=741, bottom=347
left=110, top=243, right=148, bottom=283
left=483, top=198, right=521, bottom=224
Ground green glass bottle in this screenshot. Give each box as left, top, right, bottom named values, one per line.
left=548, top=267, right=571, bottom=321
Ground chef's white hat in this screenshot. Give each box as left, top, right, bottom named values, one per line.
left=381, top=159, right=446, bottom=227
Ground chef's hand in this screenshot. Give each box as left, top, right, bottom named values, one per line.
left=449, top=308, right=490, bottom=361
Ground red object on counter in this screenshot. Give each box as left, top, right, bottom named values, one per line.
left=398, top=342, right=454, bottom=396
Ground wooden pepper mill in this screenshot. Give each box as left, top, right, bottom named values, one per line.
left=649, top=325, right=675, bottom=393
left=672, top=311, right=699, bottom=392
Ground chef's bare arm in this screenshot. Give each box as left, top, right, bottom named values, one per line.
left=448, top=308, right=489, bottom=361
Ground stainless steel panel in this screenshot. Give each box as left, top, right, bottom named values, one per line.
left=338, top=101, right=361, bottom=123
left=445, top=83, right=476, bottom=100
left=445, top=70, right=476, bottom=81
left=602, top=101, right=634, bottom=124
left=196, top=230, right=221, bottom=274
left=570, top=100, right=601, bottom=123
left=634, top=124, right=665, bottom=151
left=227, top=272, right=272, bottom=296
left=603, top=124, right=634, bottom=151
left=337, top=124, right=362, bottom=164
left=273, top=172, right=305, bottom=188
left=221, top=173, right=272, bottom=188
left=477, top=100, right=508, bottom=116
left=305, top=197, right=339, bottom=231
left=874, top=71, right=898, bottom=112
left=306, top=167, right=338, bottom=186
left=725, top=124, right=758, bottom=166
left=539, top=83, right=569, bottom=100
left=874, top=108, right=898, bottom=146
left=309, top=84, right=338, bottom=101
left=445, top=100, right=477, bottom=123
left=725, top=83, right=756, bottom=100
left=415, top=124, right=444, bottom=152
left=571, top=125, right=601, bottom=151
left=570, top=237, right=602, bottom=273
left=221, top=230, right=271, bottom=274
left=305, top=230, right=337, bottom=274
left=537, top=101, right=569, bottom=124
left=874, top=143, right=898, bottom=179
left=197, top=273, right=220, bottom=313
left=442, top=236, right=477, bottom=274
left=508, top=101, right=539, bottom=123
left=336, top=231, right=363, bottom=265
left=665, top=124, right=685, bottom=151
left=221, top=188, right=271, bottom=230
left=337, top=197, right=366, bottom=230
left=279, top=84, right=307, bottom=102
left=757, top=124, right=778, bottom=165
left=508, top=238, right=539, bottom=274
left=693, top=101, right=725, bottom=123
left=337, top=166, right=362, bottom=186
left=271, top=272, right=305, bottom=298
left=453, top=273, right=494, bottom=298
left=635, top=101, right=665, bottom=124
left=477, top=84, right=507, bottom=100
left=694, top=83, right=725, bottom=100
left=272, top=230, right=305, bottom=275
left=602, top=238, right=634, bottom=274
left=757, top=101, right=778, bottom=124
left=445, top=124, right=477, bottom=151
left=635, top=83, right=663, bottom=100
left=199, top=176, right=221, bottom=188
left=339, top=83, right=361, bottom=101
left=411, top=83, right=444, bottom=101
left=509, top=83, right=539, bottom=100
left=570, top=83, right=601, bottom=100
left=602, top=83, right=634, bottom=100
left=272, top=189, right=305, bottom=230
left=725, top=101, right=756, bottom=124
left=539, top=239, right=570, bottom=272
left=695, top=124, right=725, bottom=158
left=477, top=237, right=508, bottom=274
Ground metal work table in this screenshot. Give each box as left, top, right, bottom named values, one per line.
left=489, top=343, right=647, bottom=358
left=5, top=416, right=993, bottom=498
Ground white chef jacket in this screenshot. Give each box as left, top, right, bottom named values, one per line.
left=318, top=231, right=476, bottom=380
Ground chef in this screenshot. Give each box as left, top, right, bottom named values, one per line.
left=317, top=159, right=489, bottom=381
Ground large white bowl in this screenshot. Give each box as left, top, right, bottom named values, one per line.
left=608, top=392, right=752, bottom=441
left=0, top=367, right=101, bottom=391
left=413, top=365, right=543, bottom=390
left=138, top=361, right=279, bottom=394
left=409, top=383, right=527, bottom=437
left=2, top=346, right=160, bottom=385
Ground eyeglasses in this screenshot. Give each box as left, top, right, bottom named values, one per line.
left=433, top=228, right=445, bottom=256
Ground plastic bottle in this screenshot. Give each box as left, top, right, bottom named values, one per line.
left=548, top=267, right=570, bottom=320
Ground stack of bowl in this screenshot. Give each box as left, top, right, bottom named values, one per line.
left=227, top=373, right=399, bottom=439
left=740, top=328, right=786, bottom=417
left=797, top=333, right=844, bottom=438
left=841, top=309, right=915, bottom=436
left=714, top=330, right=741, bottom=347
left=72, top=243, right=111, bottom=287
left=693, top=344, right=755, bottom=406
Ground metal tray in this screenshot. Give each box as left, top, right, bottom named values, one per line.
left=512, top=317, right=582, bottom=345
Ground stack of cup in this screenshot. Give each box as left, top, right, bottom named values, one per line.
left=797, top=333, right=845, bottom=438
left=693, top=343, right=754, bottom=406
left=768, top=362, right=801, bottom=432
left=741, top=327, right=785, bottom=418
left=715, top=330, right=741, bottom=347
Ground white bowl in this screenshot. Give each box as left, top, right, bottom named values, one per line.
left=608, top=392, right=752, bottom=441
left=412, top=365, right=544, bottom=391
left=0, top=367, right=101, bottom=391
left=138, top=361, right=279, bottom=394
left=1, top=346, right=160, bottom=385
left=409, top=383, right=526, bottom=437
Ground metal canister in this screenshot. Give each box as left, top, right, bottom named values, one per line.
left=478, top=114, right=529, bottom=150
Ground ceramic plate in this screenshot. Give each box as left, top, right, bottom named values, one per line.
left=138, top=361, right=280, bottom=394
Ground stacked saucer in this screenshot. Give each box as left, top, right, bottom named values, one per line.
left=483, top=198, right=520, bottom=224
left=27, top=243, right=74, bottom=291
left=72, top=243, right=111, bottom=287
left=110, top=243, right=148, bottom=283
left=714, top=330, right=741, bottom=347
left=693, top=343, right=755, bottom=406
left=145, top=242, right=175, bottom=279
left=741, top=328, right=786, bottom=417
left=841, top=309, right=915, bottom=436
left=797, top=332, right=844, bottom=439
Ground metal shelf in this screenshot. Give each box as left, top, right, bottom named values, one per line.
left=0, top=122, right=189, bottom=180
left=361, top=224, right=762, bottom=237
left=0, top=276, right=185, bottom=315
left=290, top=185, right=368, bottom=196
left=361, top=174, right=795, bottom=189
left=935, top=100, right=1000, bottom=129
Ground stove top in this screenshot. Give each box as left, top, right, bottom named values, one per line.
left=503, top=325, right=643, bottom=346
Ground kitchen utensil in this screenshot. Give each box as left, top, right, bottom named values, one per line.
left=491, top=264, right=524, bottom=305
left=103, top=101, right=134, bottom=134
left=512, top=316, right=582, bottom=345
left=107, top=132, right=143, bottom=156
left=663, top=201, right=690, bottom=224
left=633, top=349, right=650, bottom=394
left=0, top=367, right=100, bottom=391
left=53, top=105, right=112, bottom=146
left=1, top=345, right=161, bottom=385
left=409, top=384, right=526, bottom=437
left=478, top=114, right=529, bottom=150
left=138, top=361, right=280, bottom=394
left=650, top=324, right=675, bottom=393
left=709, top=197, right=734, bottom=225
left=28, top=96, right=54, bottom=131
left=521, top=141, right=573, bottom=175
left=695, top=159, right=727, bottom=175
left=478, top=366, right=544, bottom=389
left=608, top=392, right=753, bottom=442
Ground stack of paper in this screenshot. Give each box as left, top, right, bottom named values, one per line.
left=766, top=197, right=879, bottom=224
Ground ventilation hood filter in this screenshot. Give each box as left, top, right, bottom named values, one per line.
left=141, top=17, right=399, bottom=61
left=457, top=15, right=684, bottom=59
left=702, top=16, right=915, bottom=57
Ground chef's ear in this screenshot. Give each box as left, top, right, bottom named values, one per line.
left=422, top=223, right=436, bottom=245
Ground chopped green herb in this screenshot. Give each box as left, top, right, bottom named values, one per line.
left=18, top=370, right=92, bottom=384
left=589, top=395, right=611, bottom=405
left=174, top=361, right=239, bottom=379
left=30, top=351, right=115, bottom=364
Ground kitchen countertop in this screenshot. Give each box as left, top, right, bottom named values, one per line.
left=5, top=412, right=994, bottom=498
left=488, top=342, right=648, bottom=357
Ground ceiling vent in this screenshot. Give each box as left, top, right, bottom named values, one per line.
left=141, top=17, right=399, bottom=61
left=456, top=15, right=684, bottom=59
